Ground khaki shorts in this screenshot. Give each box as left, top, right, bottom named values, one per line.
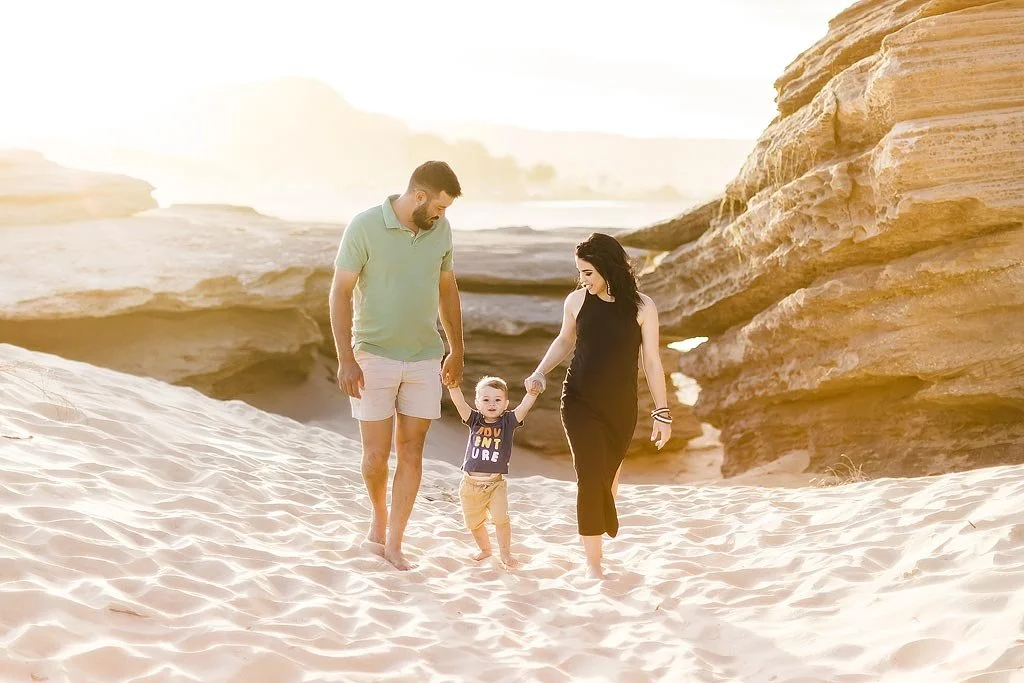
left=459, top=473, right=509, bottom=530
left=349, top=349, right=442, bottom=421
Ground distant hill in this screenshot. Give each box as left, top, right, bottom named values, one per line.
left=411, top=120, right=753, bottom=199
left=34, top=77, right=753, bottom=205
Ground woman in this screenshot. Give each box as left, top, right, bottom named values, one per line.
left=526, top=232, right=673, bottom=579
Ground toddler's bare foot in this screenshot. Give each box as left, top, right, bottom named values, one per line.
left=499, top=553, right=520, bottom=570
left=471, top=549, right=493, bottom=562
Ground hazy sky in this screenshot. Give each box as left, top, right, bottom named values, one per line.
left=2, top=0, right=852, bottom=143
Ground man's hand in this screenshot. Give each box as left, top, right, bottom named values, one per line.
left=337, top=354, right=364, bottom=398
left=441, top=351, right=464, bottom=388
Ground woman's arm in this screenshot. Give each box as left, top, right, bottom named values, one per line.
left=527, top=290, right=582, bottom=391
left=639, top=294, right=672, bottom=449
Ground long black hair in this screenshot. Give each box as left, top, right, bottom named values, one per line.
left=575, top=232, right=642, bottom=317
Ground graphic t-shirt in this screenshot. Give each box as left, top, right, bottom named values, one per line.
left=460, top=410, right=522, bottom=475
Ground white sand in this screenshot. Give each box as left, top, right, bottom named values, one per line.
left=2, top=342, right=1023, bottom=682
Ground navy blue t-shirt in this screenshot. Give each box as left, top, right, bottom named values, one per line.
left=460, top=410, right=522, bottom=474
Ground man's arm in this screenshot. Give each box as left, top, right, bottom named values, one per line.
left=438, top=270, right=465, bottom=386
left=447, top=384, right=473, bottom=423
left=330, top=269, right=363, bottom=398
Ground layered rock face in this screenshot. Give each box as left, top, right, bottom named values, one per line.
left=636, top=0, right=1024, bottom=476
left=0, top=202, right=339, bottom=396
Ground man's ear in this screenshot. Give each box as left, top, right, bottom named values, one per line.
left=414, top=189, right=428, bottom=205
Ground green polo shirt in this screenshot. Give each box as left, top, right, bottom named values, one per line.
left=334, top=195, right=454, bottom=361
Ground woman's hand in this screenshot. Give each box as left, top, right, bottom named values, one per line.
left=651, top=420, right=672, bottom=450
left=525, top=371, right=546, bottom=395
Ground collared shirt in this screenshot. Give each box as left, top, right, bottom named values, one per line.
left=335, top=194, right=454, bottom=361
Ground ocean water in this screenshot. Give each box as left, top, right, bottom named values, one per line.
left=442, top=199, right=701, bottom=232
left=152, top=185, right=701, bottom=232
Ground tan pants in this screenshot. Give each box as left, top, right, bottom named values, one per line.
left=459, top=473, right=509, bottom=530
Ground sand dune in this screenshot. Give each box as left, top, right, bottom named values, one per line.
left=1, top=342, right=1023, bottom=682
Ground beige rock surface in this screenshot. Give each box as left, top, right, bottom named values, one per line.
left=0, top=203, right=339, bottom=396
left=641, top=1, right=1024, bottom=476
left=617, top=197, right=734, bottom=253
left=680, top=227, right=1024, bottom=476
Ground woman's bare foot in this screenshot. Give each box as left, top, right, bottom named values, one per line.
left=383, top=544, right=414, bottom=571
left=471, top=549, right=493, bottom=562
left=585, top=564, right=604, bottom=580
left=499, top=552, right=520, bottom=570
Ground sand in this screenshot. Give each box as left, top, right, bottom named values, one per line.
left=2, top=342, right=1023, bottom=682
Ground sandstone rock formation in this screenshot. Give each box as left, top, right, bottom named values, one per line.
left=0, top=202, right=340, bottom=396
left=640, top=0, right=1024, bottom=477
left=1, top=149, right=157, bottom=226
left=618, top=196, right=742, bottom=253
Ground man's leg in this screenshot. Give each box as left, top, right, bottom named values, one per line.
left=359, top=417, right=394, bottom=551
left=384, top=413, right=431, bottom=570
left=348, top=350, right=401, bottom=552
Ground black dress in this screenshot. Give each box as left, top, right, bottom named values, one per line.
left=560, top=290, right=642, bottom=537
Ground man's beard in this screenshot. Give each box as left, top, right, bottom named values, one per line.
left=412, top=205, right=438, bottom=231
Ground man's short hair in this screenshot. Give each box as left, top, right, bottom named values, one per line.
left=409, top=161, right=462, bottom=198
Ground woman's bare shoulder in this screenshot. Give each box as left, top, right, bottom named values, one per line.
left=565, top=287, right=586, bottom=306
left=565, top=287, right=586, bottom=316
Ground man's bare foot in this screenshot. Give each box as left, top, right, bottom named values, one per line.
left=367, top=516, right=387, bottom=546
left=384, top=545, right=415, bottom=571
left=471, top=549, right=492, bottom=562
left=361, top=539, right=386, bottom=557
left=499, top=553, right=520, bottom=570
left=585, top=564, right=604, bottom=580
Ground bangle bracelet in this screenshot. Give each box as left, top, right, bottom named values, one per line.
left=653, top=415, right=673, bottom=424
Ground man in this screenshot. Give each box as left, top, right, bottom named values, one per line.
left=330, top=161, right=465, bottom=571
